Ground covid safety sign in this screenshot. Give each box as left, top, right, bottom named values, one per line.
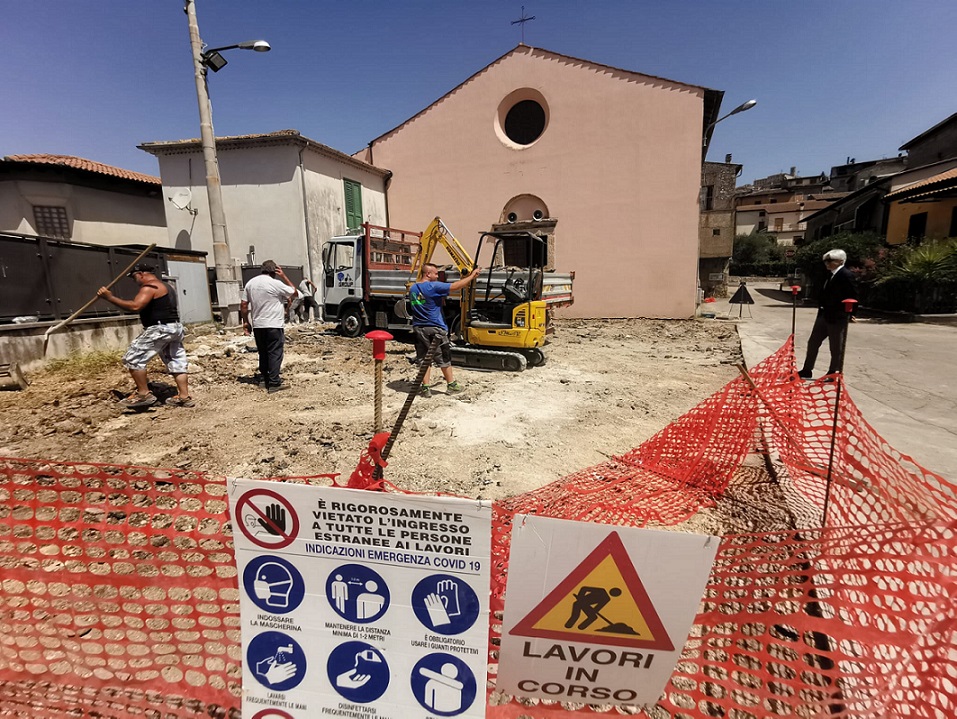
left=229, top=480, right=492, bottom=718
left=497, top=515, right=717, bottom=707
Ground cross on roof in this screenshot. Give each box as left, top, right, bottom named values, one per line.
left=511, top=5, right=536, bottom=44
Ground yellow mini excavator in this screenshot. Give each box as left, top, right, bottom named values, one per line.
left=409, top=217, right=572, bottom=371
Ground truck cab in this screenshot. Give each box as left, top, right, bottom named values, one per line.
left=321, top=235, right=363, bottom=335
left=321, top=224, right=424, bottom=337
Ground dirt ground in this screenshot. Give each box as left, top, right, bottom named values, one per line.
left=0, top=319, right=747, bottom=503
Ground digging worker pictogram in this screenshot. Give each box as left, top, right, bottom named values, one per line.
left=564, top=586, right=635, bottom=633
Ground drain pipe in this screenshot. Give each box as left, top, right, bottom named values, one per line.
left=298, top=147, right=319, bottom=305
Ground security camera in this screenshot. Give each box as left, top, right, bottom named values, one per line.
left=532, top=209, right=544, bottom=221
left=507, top=212, right=518, bottom=223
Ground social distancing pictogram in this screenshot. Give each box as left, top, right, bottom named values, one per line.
left=509, top=531, right=673, bottom=650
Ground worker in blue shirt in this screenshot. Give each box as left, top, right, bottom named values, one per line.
left=409, top=262, right=481, bottom=397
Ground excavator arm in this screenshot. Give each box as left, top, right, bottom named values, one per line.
left=412, top=217, right=475, bottom=280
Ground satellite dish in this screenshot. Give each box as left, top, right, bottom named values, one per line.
left=168, top=189, right=197, bottom=215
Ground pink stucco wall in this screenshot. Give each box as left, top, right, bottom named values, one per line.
left=365, top=47, right=705, bottom=318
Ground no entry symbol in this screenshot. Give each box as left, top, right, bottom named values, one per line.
left=252, top=710, right=294, bottom=719
left=237, top=488, right=300, bottom=549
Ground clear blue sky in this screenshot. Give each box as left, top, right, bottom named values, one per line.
left=3, top=1, right=955, bottom=186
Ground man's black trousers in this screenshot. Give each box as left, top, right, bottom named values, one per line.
left=801, top=312, right=849, bottom=375
left=253, top=327, right=285, bottom=387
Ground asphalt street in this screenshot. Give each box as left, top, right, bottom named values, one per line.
left=711, top=281, right=957, bottom=481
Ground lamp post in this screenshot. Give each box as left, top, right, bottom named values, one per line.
left=698, top=98, right=757, bottom=309
left=185, top=0, right=270, bottom=325
left=704, top=98, right=757, bottom=144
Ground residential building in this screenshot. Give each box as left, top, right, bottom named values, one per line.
left=354, top=45, right=722, bottom=319
left=734, top=168, right=841, bottom=243
left=736, top=168, right=830, bottom=204
left=699, top=159, right=742, bottom=297
left=0, top=154, right=166, bottom=246
left=884, top=166, right=957, bottom=244
left=805, top=112, right=957, bottom=242
left=899, top=112, right=957, bottom=168
left=736, top=196, right=843, bottom=245
left=827, top=157, right=906, bottom=193
left=139, top=130, right=389, bottom=284
left=803, top=159, right=957, bottom=242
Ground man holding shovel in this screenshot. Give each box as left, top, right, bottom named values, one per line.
left=96, top=263, right=193, bottom=409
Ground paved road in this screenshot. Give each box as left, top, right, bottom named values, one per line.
left=710, top=281, right=957, bottom=480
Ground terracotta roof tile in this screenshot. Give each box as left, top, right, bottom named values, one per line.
left=3, top=154, right=160, bottom=185
left=885, top=167, right=957, bottom=199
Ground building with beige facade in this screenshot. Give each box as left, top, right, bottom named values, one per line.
left=0, top=154, right=166, bottom=246
left=699, top=159, right=742, bottom=297
left=139, top=130, right=389, bottom=284
left=355, top=45, right=721, bottom=318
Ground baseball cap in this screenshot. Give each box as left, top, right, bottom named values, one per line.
left=127, top=262, right=155, bottom=276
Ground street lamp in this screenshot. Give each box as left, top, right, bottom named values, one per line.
left=202, top=40, right=271, bottom=72
left=703, top=98, right=757, bottom=150
left=185, top=0, right=270, bottom=326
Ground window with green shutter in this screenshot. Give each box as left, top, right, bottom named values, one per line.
left=344, top=179, right=363, bottom=232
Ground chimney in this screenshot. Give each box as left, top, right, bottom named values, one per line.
left=725, top=153, right=733, bottom=164
left=790, top=166, right=796, bottom=176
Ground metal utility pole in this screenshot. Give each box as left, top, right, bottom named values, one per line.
left=185, top=0, right=240, bottom=325
left=821, top=298, right=858, bottom=526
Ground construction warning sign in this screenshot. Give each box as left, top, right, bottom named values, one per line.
left=508, top=532, right=674, bottom=649
left=229, top=479, right=492, bottom=719
left=498, top=515, right=717, bottom=707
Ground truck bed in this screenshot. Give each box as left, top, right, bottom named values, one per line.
left=367, top=268, right=574, bottom=307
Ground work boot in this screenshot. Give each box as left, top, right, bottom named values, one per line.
left=419, top=384, right=432, bottom=398
left=797, top=369, right=812, bottom=380
left=446, top=381, right=464, bottom=393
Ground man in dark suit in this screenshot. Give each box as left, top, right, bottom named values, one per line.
left=798, top=249, right=857, bottom=379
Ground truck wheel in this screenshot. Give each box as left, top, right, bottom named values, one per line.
left=339, top=308, right=364, bottom=338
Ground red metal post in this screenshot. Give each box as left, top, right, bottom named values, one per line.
left=366, top=330, right=393, bottom=434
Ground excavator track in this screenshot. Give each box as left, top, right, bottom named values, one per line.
left=451, top=345, right=528, bottom=372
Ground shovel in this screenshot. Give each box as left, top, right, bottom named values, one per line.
left=42, top=244, right=156, bottom=354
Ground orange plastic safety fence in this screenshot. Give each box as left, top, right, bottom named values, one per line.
left=4, top=340, right=957, bottom=718
left=486, top=520, right=957, bottom=718
left=741, top=336, right=957, bottom=529
left=498, top=376, right=760, bottom=528
left=486, top=339, right=957, bottom=718
left=0, top=458, right=241, bottom=718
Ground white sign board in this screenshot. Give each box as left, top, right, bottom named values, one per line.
left=229, top=480, right=492, bottom=719
left=498, top=515, right=717, bottom=707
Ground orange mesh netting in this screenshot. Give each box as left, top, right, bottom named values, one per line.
left=3, top=339, right=956, bottom=717
left=0, top=459, right=241, bottom=718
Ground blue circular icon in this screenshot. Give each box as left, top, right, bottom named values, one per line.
left=411, top=574, right=480, bottom=635
left=337, top=272, right=345, bottom=281
left=326, top=564, right=390, bottom=623
left=410, top=653, right=477, bottom=716
left=247, top=631, right=306, bottom=692
left=243, top=555, right=305, bottom=614
left=326, top=641, right=390, bottom=703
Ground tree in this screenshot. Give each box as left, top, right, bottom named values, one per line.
left=732, top=232, right=783, bottom=264
left=875, top=239, right=957, bottom=313
left=794, top=232, right=884, bottom=274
